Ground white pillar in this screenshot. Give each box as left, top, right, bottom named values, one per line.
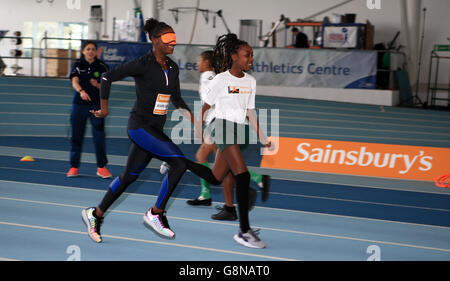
left=408, top=0, right=422, bottom=59
left=400, top=0, right=422, bottom=85
left=145, top=0, right=160, bottom=20
left=102, top=0, right=108, bottom=38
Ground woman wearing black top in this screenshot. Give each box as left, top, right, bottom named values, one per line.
left=81, top=18, right=220, bottom=242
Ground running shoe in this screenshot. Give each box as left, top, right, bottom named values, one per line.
left=260, top=175, right=270, bottom=202
left=97, top=167, right=112, bottom=179
left=160, top=161, right=170, bottom=174
left=81, top=207, right=103, bottom=243
left=187, top=196, right=212, bottom=206
left=143, top=210, right=175, bottom=238
left=233, top=229, right=266, bottom=249
left=66, top=167, right=79, bottom=177
left=211, top=205, right=238, bottom=221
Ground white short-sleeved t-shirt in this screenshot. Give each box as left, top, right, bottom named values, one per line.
left=204, top=70, right=256, bottom=125
left=199, top=71, right=216, bottom=125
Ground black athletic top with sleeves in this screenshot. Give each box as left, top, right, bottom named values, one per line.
left=69, top=57, right=109, bottom=107
left=99, top=50, right=190, bottom=131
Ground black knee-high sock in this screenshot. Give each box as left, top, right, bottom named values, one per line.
left=235, top=171, right=251, bottom=233
left=185, top=159, right=221, bottom=185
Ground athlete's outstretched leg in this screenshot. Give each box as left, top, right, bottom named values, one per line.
left=152, top=156, right=187, bottom=211
left=97, top=143, right=152, bottom=215
left=185, top=158, right=221, bottom=185
left=143, top=155, right=188, bottom=238
left=187, top=143, right=217, bottom=205
left=82, top=142, right=152, bottom=243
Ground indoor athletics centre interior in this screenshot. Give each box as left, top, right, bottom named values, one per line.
left=0, top=0, right=449, bottom=266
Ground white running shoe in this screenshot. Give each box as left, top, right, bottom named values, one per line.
left=81, top=207, right=103, bottom=243
left=143, top=210, right=175, bottom=238
left=160, top=162, right=170, bottom=174
left=233, top=229, right=266, bottom=249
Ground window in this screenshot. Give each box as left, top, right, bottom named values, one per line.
left=22, top=21, right=87, bottom=50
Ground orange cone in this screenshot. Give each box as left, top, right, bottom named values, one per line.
left=20, top=156, right=35, bottom=162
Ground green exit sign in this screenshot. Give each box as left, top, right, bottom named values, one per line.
left=434, top=45, right=450, bottom=51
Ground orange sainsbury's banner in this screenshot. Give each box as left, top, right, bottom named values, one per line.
left=261, top=137, right=450, bottom=182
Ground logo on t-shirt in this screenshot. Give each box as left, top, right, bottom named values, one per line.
left=227, top=86, right=251, bottom=94
left=228, top=86, right=240, bottom=94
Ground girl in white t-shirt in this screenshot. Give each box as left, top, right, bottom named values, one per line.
left=185, top=51, right=270, bottom=219
left=196, top=34, right=272, bottom=249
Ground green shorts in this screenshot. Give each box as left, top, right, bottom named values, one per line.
left=205, top=118, right=250, bottom=152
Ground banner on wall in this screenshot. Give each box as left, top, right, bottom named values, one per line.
left=89, top=40, right=153, bottom=72
left=171, top=45, right=377, bottom=89
left=261, top=137, right=450, bottom=182
left=84, top=42, right=376, bottom=89
left=169, top=45, right=211, bottom=86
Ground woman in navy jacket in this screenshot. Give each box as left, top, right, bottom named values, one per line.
left=67, top=40, right=112, bottom=179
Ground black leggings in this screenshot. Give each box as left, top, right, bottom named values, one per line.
left=98, top=126, right=219, bottom=212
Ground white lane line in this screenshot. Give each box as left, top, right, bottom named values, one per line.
left=0, top=123, right=127, bottom=128
left=0, top=220, right=298, bottom=261
left=268, top=191, right=450, bottom=212
left=2, top=110, right=449, bottom=131
left=0, top=101, right=132, bottom=110
left=0, top=166, right=200, bottom=187
left=0, top=257, right=21, bottom=261
left=1, top=144, right=446, bottom=197
left=1, top=164, right=448, bottom=213
left=1, top=195, right=450, bottom=254
left=1, top=179, right=450, bottom=230
left=0, top=112, right=128, bottom=119
left=2, top=120, right=449, bottom=137
left=0, top=131, right=448, bottom=145
left=0, top=84, right=135, bottom=95
left=2, top=89, right=449, bottom=120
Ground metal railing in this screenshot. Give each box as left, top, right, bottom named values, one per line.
left=38, top=32, right=82, bottom=77
left=426, top=48, right=450, bottom=106
left=37, top=34, right=145, bottom=77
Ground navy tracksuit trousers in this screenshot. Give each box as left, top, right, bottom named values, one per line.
left=70, top=103, right=107, bottom=168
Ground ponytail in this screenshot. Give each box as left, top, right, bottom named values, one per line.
left=212, top=33, right=248, bottom=74
left=143, top=18, right=172, bottom=40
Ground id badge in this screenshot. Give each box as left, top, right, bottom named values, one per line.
left=153, top=93, right=171, bottom=115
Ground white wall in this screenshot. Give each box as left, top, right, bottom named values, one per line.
left=159, top=0, right=449, bottom=89
left=0, top=0, right=152, bottom=39
left=1, top=0, right=448, bottom=95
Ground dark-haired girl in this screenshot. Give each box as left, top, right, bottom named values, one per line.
left=67, top=41, right=112, bottom=179
left=163, top=50, right=269, bottom=223
left=197, top=33, right=272, bottom=248
left=81, top=19, right=220, bottom=243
